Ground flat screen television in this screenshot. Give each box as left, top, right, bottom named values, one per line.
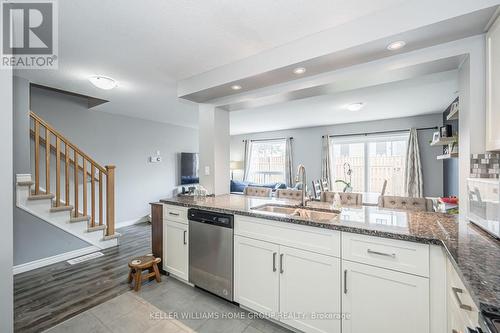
left=180, top=152, right=199, bottom=185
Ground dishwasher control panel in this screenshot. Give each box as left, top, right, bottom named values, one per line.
left=188, top=209, right=234, bottom=228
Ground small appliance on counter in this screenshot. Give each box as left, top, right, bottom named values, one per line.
left=467, top=178, right=500, bottom=239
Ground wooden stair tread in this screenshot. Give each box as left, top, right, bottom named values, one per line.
left=17, top=181, right=34, bottom=186
left=49, top=205, right=73, bottom=212
left=28, top=193, right=55, bottom=200
left=69, top=215, right=91, bottom=223
left=86, top=225, right=106, bottom=233
left=102, top=232, right=121, bottom=241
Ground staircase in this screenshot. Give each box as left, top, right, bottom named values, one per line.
left=16, top=111, right=120, bottom=249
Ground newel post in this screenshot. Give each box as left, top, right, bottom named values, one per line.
left=105, top=165, right=116, bottom=236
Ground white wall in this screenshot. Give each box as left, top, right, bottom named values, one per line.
left=231, top=114, right=445, bottom=197
left=31, top=86, right=199, bottom=224
left=1, top=66, right=13, bottom=332
left=198, top=104, right=230, bottom=195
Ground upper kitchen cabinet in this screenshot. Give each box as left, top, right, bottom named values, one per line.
left=486, top=14, right=500, bottom=151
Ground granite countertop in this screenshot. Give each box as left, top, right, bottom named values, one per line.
left=160, top=194, right=500, bottom=308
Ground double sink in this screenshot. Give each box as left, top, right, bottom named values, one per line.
left=251, top=203, right=340, bottom=222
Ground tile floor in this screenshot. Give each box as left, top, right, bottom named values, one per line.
left=45, top=276, right=293, bottom=333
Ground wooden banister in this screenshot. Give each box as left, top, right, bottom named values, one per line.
left=30, top=129, right=98, bottom=181
left=105, top=165, right=115, bottom=236
left=29, top=111, right=116, bottom=237
left=30, top=111, right=106, bottom=173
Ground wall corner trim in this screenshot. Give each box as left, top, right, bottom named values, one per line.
left=13, top=246, right=100, bottom=275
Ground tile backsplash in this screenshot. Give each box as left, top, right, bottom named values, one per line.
left=470, top=153, right=500, bottom=178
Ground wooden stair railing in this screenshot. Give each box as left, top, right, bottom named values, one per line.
left=29, top=111, right=116, bottom=237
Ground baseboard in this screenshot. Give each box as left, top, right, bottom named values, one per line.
left=13, top=246, right=100, bottom=275
left=116, top=215, right=149, bottom=228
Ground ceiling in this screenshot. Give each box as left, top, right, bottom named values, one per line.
left=15, top=1, right=499, bottom=129
left=230, top=70, right=458, bottom=135
left=14, top=0, right=411, bottom=127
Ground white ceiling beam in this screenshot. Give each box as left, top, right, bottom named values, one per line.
left=211, top=35, right=481, bottom=111
left=178, top=0, right=499, bottom=97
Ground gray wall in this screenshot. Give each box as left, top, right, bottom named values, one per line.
left=31, top=86, right=199, bottom=223
left=231, top=114, right=444, bottom=197
left=13, top=77, right=91, bottom=266
left=1, top=65, right=13, bottom=332
left=443, top=99, right=459, bottom=197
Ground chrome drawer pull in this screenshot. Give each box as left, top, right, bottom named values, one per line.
left=272, top=252, right=277, bottom=272
left=183, top=230, right=187, bottom=245
left=169, top=212, right=180, bottom=216
left=279, top=254, right=284, bottom=274
left=452, top=287, right=473, bottom=311
left=344, top=269, right=348, bottom=294
left=367, top=249, right=396, bottom=258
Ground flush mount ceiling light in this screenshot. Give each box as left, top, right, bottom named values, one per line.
left=88, top=76, right=117, bottom=90
left=387, top=40, right=406, bottom=51
left=293, top=67, right=306, bottom=75
left=346, top=103, right=364, bottom=111
left=231, top=84, right=242, bottom=91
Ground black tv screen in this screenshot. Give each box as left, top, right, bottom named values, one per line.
left=180, top=152, right=199, bottom=185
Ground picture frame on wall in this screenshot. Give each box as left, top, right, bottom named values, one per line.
left=440, top=125, right=452, bottom=138
left=432, top=131, right=440, bottom=143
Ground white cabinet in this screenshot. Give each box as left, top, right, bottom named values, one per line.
left=164, top=220, right=189, bottom=281
left=486, top=14, right=500, bottom=151
left=446, top=257, right=479, bottom=332
left=279, top=246, right=341, bottom=333
left=234, top=236, right=280, bottom=315
left=234, top=235, right=341, bottom=333
left=342, top=260, right=429, bottom=333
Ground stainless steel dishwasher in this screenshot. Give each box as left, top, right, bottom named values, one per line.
left=188, top=208, right=234, bottom=302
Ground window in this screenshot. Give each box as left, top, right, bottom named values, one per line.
left=246, top=139, right=286, bottom=184
left=330, top=133, right=409, bottom=196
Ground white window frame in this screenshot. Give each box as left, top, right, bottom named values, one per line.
left=246, top=139, right=287, bottom=184
left=329, top=132, right=409, bottom=194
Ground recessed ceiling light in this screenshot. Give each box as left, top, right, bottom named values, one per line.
left=88, top=76, right=117, bottom=90
left=346, top=103, right=364, bottom=111
left=231, top=84, right=242, bottom=91
left=293, top=67, right=306, bottom=75
left=387, top=40, right=406, bottom=51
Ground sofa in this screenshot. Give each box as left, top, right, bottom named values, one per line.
left=230, top=180, right=286, bottom=194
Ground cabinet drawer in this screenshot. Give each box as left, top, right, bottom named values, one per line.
left=235, top=215, right=340, bottom=257
left=447, top=258, right=479, bottom=327
left=163, top=204, right=188, bottom=224
left=342, top=233, right=429, bottom=277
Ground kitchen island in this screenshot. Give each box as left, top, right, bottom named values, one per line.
left=158, top=194, right=500, bottom=333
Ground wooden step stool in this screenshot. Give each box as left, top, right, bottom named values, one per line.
left=128, top=255, right=162, bottom=291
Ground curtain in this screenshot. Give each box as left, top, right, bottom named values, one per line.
left=321, top=135, right=332, bottom=188
left=404, top=128, right=423, bottom=198
left=243, top=140, right=252, bottom=181
left=284, top=138, right=294, bottom=186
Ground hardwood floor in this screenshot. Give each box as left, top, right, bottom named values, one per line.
left=14, top=223, right=152, bottom=333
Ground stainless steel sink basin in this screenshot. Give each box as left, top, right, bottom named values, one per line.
left=251, top=204, right=340, bottom=222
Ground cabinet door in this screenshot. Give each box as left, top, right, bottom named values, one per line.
left=486, top=15, right=500, bottom=150
left=342, top=260, right=429, bottom=333
left=279, top=246, right=341, bottom=333
left=164, top=221, right=188, bottom=281
left=234, top=236, right=279, bottom=315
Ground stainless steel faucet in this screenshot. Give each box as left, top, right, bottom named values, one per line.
left=295, top=164, right=307, bottom=207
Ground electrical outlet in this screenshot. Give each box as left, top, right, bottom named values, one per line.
left=204, top=166, right=210, bottom=176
